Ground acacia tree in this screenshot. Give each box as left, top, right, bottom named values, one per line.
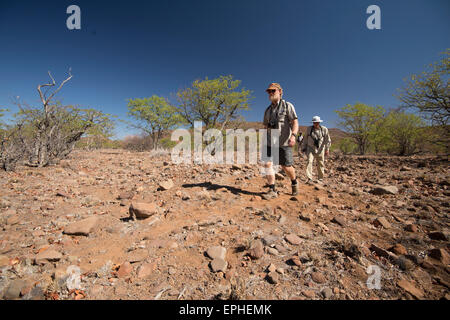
left=127, top=95, right=185, bottom=149
left=369, top=117, right=391, bottom=154
left=77, top=114, right=116, bottom=150
left=397, top=49, right=449, bottom=126
left=383, top=111, right=425, bottom=156
left=176, top=75, right=252, bottom=131
left=396, top=50, right=449, bottom=152
left=335, top=103, right=385, bottom=154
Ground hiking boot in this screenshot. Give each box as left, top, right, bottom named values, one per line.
left=262, top=190, right=278, bottom=200
left=306, top=179, right=313, bottom=185
left=292, top=184, right=298, bottom=196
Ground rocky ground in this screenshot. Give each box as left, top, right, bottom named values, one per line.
left=0, top=149, right=449, bottom=300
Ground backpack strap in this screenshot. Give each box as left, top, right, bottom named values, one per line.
left=310, top=125, right=324, bottom=138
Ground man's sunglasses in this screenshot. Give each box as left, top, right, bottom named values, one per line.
left=266, top=89, right=276, bottom=94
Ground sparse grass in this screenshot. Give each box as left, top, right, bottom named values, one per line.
left=148, top=148, right=170, bottom=158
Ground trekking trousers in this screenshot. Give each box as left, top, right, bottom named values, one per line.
left=306, top=150, right=325, bottom=180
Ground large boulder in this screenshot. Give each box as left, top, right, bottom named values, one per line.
left=370, top=185, right=399, bottom=195
left=210, top=259, right=228, bottom=272
left=206, top=246, right=227, bottom=260
left=285, top=233, right=302, bottom=245
left=63, top=216, right=99, bottom=236
left=248, top=240, right=264, bottom=259
left=159, top=179, right=174, bottom=191
left=129, top=202, right=160, bottom=220
left=34, top=249, right=62, bottom=264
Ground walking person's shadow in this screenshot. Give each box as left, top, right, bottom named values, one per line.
left=181, top=181, right=264, bottom=197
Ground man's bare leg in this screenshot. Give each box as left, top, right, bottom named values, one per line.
left=281, top=165, right=296, bottom=180
left=262, top=161, right=277, bottom=199
left=281, top=165, right=298, bottom=195
left=265, top=161, right=275, bottom=185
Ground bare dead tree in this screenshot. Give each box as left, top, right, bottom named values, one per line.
left=30, top=69, right=73, bottom=166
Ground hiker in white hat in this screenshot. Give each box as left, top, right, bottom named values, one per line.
left=301, top=116, right=331, bottom=184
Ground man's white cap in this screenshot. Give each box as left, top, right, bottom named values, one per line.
left=312, top=116, right=323, bottom=123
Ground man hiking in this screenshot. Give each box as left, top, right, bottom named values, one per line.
left=301, top=116, right=331, bottom=184
left=262, top=83, right=299, bottom=199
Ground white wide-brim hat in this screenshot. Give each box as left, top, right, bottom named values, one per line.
left=312, top=116, right=323, bottom=123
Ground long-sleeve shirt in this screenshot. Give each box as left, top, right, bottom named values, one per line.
left=302, top=125, right=331, bottom=154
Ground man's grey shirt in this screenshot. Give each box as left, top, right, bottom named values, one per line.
left=263, top=99, right=298, bottom=147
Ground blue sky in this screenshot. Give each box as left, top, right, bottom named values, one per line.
left=0, top=0, right=448, bottom=139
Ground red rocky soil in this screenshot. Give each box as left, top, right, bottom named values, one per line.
left=0, top=149, right=449, bottom=300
